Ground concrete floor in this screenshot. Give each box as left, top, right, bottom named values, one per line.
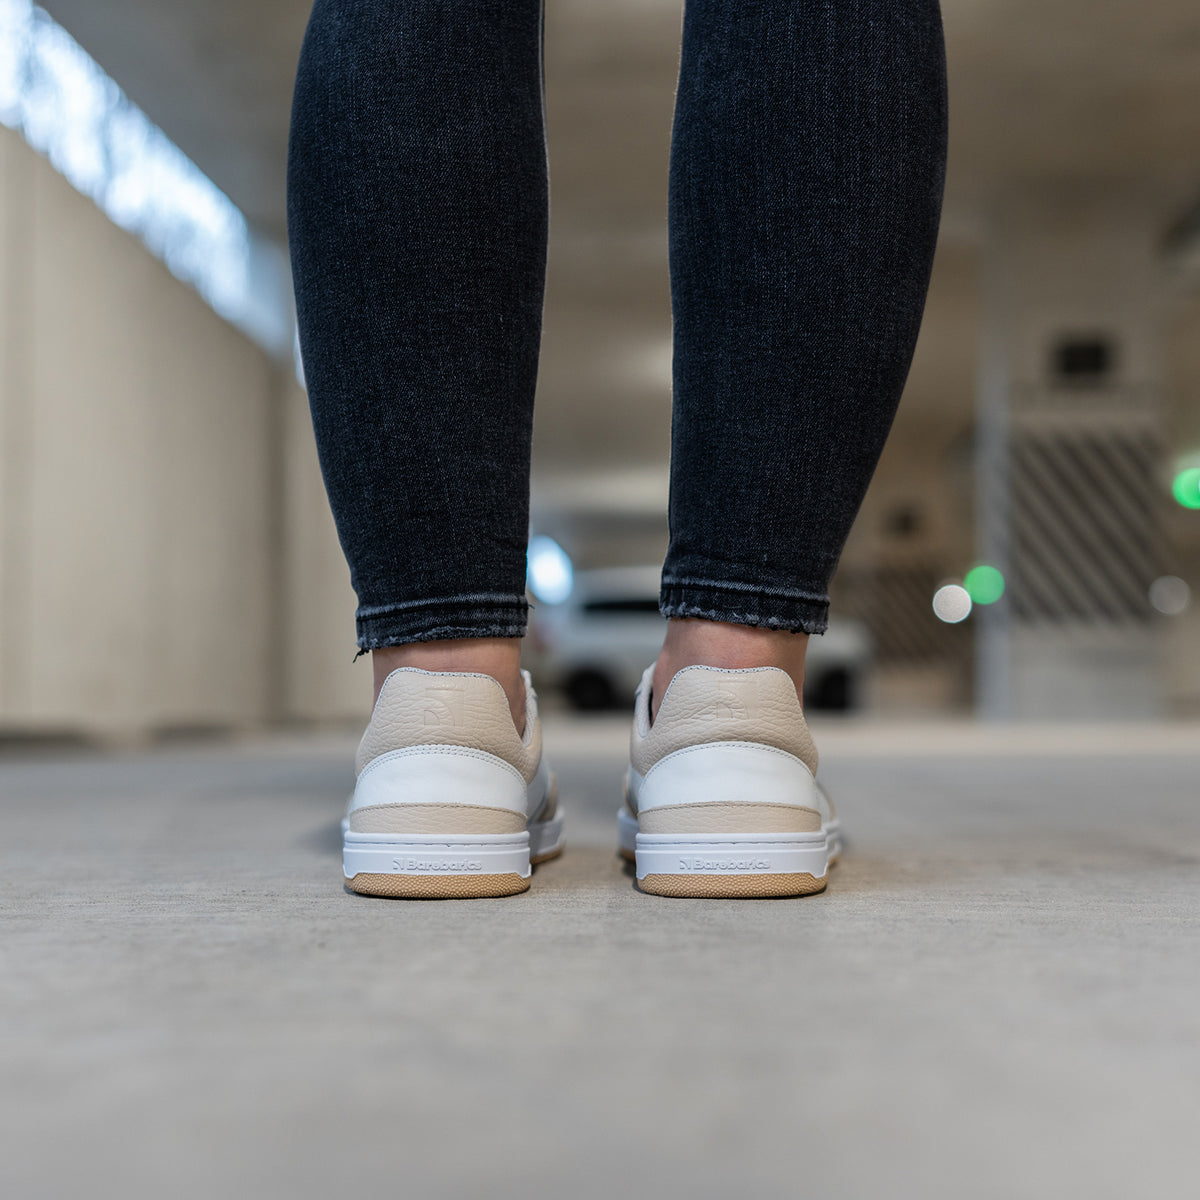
left=2, top=717, right=1199, bottom=1200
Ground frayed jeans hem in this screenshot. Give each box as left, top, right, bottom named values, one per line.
left=355, top=596, right=529, bottom=650
left=659, top=582, right=829, bottom=636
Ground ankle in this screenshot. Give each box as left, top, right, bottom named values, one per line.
left=372, top=638, right=526, bottom=734
left=651, top=619, right=808, bottom=721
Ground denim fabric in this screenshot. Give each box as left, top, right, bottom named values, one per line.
left=288, top=1, right=547, bottom=648
left=288, top=0, right=946, bottom=648
left=664, top=0, right=947, bottom=633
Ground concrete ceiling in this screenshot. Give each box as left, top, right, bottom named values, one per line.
left=38, top=0, right=1200, bottom=495
left=39, top=0, right=1200, bottom=237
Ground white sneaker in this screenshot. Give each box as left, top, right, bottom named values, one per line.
left=342, top=668, right=564, bottom=898
left=618, top=664, right=840, bottom=898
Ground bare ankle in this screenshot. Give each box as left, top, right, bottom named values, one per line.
left=651, top=618, right=808, bottom=721
left=372, top=638, right=526, bottom=734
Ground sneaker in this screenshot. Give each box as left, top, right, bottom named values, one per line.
left=342, top=668, right=564, bottom=898
left=618, top=664, right=840, bottom=898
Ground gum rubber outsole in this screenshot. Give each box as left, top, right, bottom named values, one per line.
left=638, top=871, right=827, bottom=898
left=346, top=871, right=530, bottom=898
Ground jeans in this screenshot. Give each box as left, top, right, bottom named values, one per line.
left=288, top=0, right=947, bottom=649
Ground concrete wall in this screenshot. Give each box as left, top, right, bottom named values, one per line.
left=280, top=373, right=365, bottom=725
left=972, top=193, right=1189, bottom=719
left=0, top=128, right=364, bottom=737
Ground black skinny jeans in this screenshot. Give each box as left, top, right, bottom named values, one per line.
left=288, top=0, right=947, bottom=649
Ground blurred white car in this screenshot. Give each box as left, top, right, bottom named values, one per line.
left=526, top=565, right=871, bottom=711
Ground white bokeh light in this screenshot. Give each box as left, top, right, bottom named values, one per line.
left=527, top=536, right=574, bottom=605
left=932, top=583, right=972, bottom=624
left=1148, top=575, right=1191, bottom=616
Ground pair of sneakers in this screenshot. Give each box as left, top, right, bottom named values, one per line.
left=342, top=663, right=840, bottom=899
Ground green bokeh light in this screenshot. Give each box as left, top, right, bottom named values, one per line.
left=963, top=564, right=1005, bottom=605
left=1172, top=467, right=1200, bottom=510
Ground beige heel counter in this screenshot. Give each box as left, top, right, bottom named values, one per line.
left=355, top=669, right=540, bottom=780
left=633, top=666, right=817, bottom=775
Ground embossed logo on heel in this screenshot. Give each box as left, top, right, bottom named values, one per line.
left=422, top=688, right=464, bottom=727
left=707, top=685, right=749, bottom=722
left=677, top=856, right=772, bottom=872
left=392, top=857, right=483, bottom=873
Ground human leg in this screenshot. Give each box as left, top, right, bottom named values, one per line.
left=287, top=1, right=559, bottom=897
left=656, top=0, right=948, bottom=704
left=287, top=0, right=548, bottom=727
left=626, top=0, right=947, bottom=896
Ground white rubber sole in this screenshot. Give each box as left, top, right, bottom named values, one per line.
left=616, top=806, right=840, bottom=895
left=344, top=829, right=531, bottom=880
left=616, top=807, right=840, bottom=863
left=341, top=812, right=564, bottom=898
left=636, top=829, right=828, bottom=880
left=529, top=810, right=567, bottom=864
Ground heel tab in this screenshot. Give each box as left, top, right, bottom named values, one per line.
left=375, top=665, right=511, bottom=705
